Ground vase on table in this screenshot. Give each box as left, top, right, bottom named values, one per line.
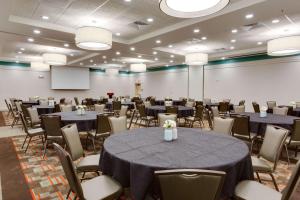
left=164, top=128, right=173, bottom=142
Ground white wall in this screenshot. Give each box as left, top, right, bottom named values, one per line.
left=0, top=67, right=133, bottom=110
left=204, top=56, right=300, bottom=111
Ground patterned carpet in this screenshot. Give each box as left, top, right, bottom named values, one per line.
left=1, top=112, right=300, bottom=199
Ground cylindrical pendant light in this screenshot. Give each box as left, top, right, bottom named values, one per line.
left=268, top=36, right=300, bottom=56
left=185, top=53, right=208, bottom=65
left=159, top=0, right=229, bottom=18
left=43, top=53, right=67, bottom=65
left=31, top=62, right=50, bottom=71
left=75, top=27, right=112, bottom=51
left=130, top=64, right=147, bottom=72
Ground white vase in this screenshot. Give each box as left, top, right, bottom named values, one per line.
left=164, top=128, right=173, bottom=142
left=260, top=111, right=267, bottom=118
left=172, top=128, right=178, bottom=140
left=77, top=109, right=82, bottom=115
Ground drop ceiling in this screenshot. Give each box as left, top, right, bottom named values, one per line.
left=0, top=0, right=299, bottom=70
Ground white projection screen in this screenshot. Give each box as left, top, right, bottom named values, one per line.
left=51, top=66, right=90, bottom=90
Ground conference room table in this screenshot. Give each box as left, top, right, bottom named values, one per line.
left=146, top=105, right=194, bottom=118
left=240, top=112, right=299, bottom=134
left=100, top=127, right=253, bottom=200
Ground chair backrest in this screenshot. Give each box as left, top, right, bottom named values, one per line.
left=60, top=98, right=66, bottom=104
left=239, top=100, right=245, bottom=106
left=54, top=104, right=61, bottom=112
left=53, top=143, right=84, bottom=199
left=213, top=117, right=234, bottom=135
left=96, top=114, right=111, bottom=134
left=231, top=115, right=250, bottom=138
left=60, top=105, right=73, bottom=112
left=181, top=99, right=187, bottom=106
left=95, top=104, right=105, bottom=113
left=150, top=98, right=156, bottom=106
left=166, top=106, right=178, bottom=114
left=206, top=110, right=213, bottom=129
left=267, top=101, right=277, bottom=109
left=158, top=113, right=177, bottom=127
left=185, top=101, right=195, bottom=108
left=41, top=115, right=62, bottom=137
left=195, top=105, right=204, bottom=119
left=27, top=107, right=40, bottom=124
left=119, top=106, right=128, bottom=117
left=195, top=101, right=203, bottom=107
left=252, top=102, right=260, bottom=113
left=74, top=97, right=79, bottom=106
left=290, top=119, right=300, bottom=142
left=61, top=124, right=84, bottom=161
left=273, top=107, right=288, bottom=115
left=15, top=101, right=22, bottom=112
left=233, top=105, right=245, bottom=113
left=137, top=104, right=147, bottom=117
left=109, top=116, right=127, bottom=134
left=9, top=98, right=17, bottom=109
left=112, top=101, right=122, bottom=111
left=21, top=104, right=30, bottom=118
left=211, top=107, right=219, bottom=117
left=144, top=101, right=151, bottom=108
left=155, top=169, right=226, bottom=200
left=259, top=125, right=289, bottom=169
left=4, top=99, right=11, bottom=111
left=19, top=113, right=29, bottom=134
left=281, top=159, right=300, bottom=200
left=219, top=102, right=229, bottom=113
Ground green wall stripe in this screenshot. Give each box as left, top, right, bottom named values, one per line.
left=0, top=61, right=30, bottom=67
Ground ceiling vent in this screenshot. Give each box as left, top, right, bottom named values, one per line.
left=128, top=21, right=149, bottom=30
left=242, top=22, right=264, bottom=31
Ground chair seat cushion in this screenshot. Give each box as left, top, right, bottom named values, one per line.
left=77, top=154, right=101, bottom=172
left=251, top=156, right=272, bottom=172
left=28, top=128, right=44, bottom=136
left=235, top=180, right=282, bottom=200
left=82, top=175, right=122, bottom=200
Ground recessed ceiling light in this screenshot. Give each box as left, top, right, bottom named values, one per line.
left=245, top=14, right=254, bottom=19
left=17, top=51, right=22, bottom=54
left=193, top=29, right=200, bottom=33
left=80, top=63, right=83, bottom=65
left=153, top=51, right=157, bottom=55
left=130, top=47, right=135, bottom=51
left=231, top=29, right=238, bottom=33
left=102, top=55, right=107, bottom=59
left=93, top=64, right=97, bottom=66
left=64, top=43, right=69, bottom=47
left=33, top=29, right=41, bottom=34
left=156, top=40, right=161, bottom=44
left=272, top=19, right=280, bottom=24
left=231, top=39, right=236, bottom=43
left=230, top=46, right=235, bottom=50
left=90, top=59, right=93, bottom=63
left=169, top=60, right=174, bottom=63
left=147, top=18, right=154, bottom=22
left=70, top=54, right=74, bottom=57
left=170, top=55, right=174, bottom=58
left=124, top=0, right=131, bottom=2
left=168, top=45, right=173, bottom=48
left=221, top=57, right=226, bottom=60
left=20, top=48, right=25, bottom=51
left=27, top=38, right=34, bottom=42
left=154, top=58, right=159, bottom=61
left=116, top=51, right=121, bottom=55
left=201, top=36, right=207, bottom=40
left=115, top=33, right=121, bottom=36
left=138, top=55, right=142, bottom=58
left=257, top=41, right=263, bottom=45
left=42, top=16, right=49, bottom=20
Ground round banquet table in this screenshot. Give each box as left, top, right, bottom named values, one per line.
left=146, top=105, right=193, bottom=117
left=105, top=102, right=135, bottom=110
left=240, top=112, right=299, bottom=134
left=33, top=105, right=55, bottom=115
left=100, top=128, right=253, bottom=199
left=48, top=111, right=98, bottom=132
left=154, top=100, right=183, bottom=106
left=206, top=102, right=234, bottom=110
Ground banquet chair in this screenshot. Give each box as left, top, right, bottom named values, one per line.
left=230, top=115, right=258, bottom=152
left=185, top=105, right=204, bottom=128
left=219, top=102, right=229, bottom=114
left=205, top=109, right=213, bottom=130
left=181, top=99, right=187, bottom=106
left=109, top=116, right=127, bottom=134
left=166, top=106, right=178, bottom=114
left=74, top=97, right=80, bottom=106
left=155, top=169, right=226, bottom=200
left=158, top=113, right=177, bottom=127
left=144, top=101, right=151, bottom=108
left=27, top=107, right=41, bottom=127
left=273, top=107, right=288, bottom=115
left=9, top=98, right=17, bottom=111
left=128, top=109, right=136, bottom=129
left=150, top=98, right=156, bottom=106
left=285, top=119, right=300, bottom=162
left=21, top=104, right=30, bottom=121
left=61, top=124, right=101, bottom=177
left=20, top=113, right=44, bottom=153
left=60, top=104, right=73, bottom=112
left=87, top=114, right=111, bottom=152
left=41, top=115, right=63, bottom=158
left=119, top=105, right=128, bottom=117
left=213, top=117, right=234, bottom=135
left=15, top=100, right=22, bottom=113
left=112, top=101, right=122, bottom=114
left=195, top=101, right=203, bottom=107
left=252, top=102, right=260, bottom=113
left=267, top=101, right=277, bottom=110
left=4, top=99, right=13, bottom=117
left=211, top=106, right=220, bottom=117
left=234, top=159, right=300, bottom=200
left=9, top=104, right=20, bottom=128
left=59, top=98, right=66, bottom=104
left=95, top=104, right=105, bottom=113
left=296, top=102, right=300, bottom=108
left=86, top=98, right=94, bottom=110
left=136, top=105, right=155, bottom=127
left=233, top=105, right=245, bottom=113
left=239, top=100, right=245, bottom=106
left=53, top=143, right=122, bottom=200
left=251, top=125, right=289, bottom=191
